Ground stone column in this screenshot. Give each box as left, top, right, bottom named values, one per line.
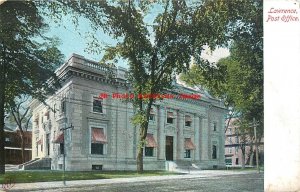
left=201, top=117, right=209, bottom=160
left=157, top=105, right=165, bottom=160
left=194, top=115, right=200, bottom=161
left=176, top=110, right=184, bottom=160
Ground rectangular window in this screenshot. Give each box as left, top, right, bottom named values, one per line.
left=212, top=145, right=217, bottom=159
left=91, top=143, right=104, bottom=155
left=167, top=112, right=174, bottom=124
left=185, top=115, right=192, bottom=127
left=91, top=127, right=106, bottom=155
left=60, top=143, right=64, bottom=155
left=184, top=149, right=191, bottom=158
left=92, top=165, right=103, bottom=170
left=93, top=97, right=103, bottom=113
left=45, top=111, right=49, bottom=120
left=145, top=147, right=154, bottom=157
left=149, top=114, right=155, bottom=121
left=61, top=100, right=66, bottom=113
left=149, top=108, right=155, bottom=121
left=5, top=137, right=10, bottom=142
left=235, top=146, right=239, bottom=154
left=213, top=122, right=217, bottom=131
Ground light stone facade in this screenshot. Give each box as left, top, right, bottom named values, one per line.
left=30, top=54, right=227, bottom=171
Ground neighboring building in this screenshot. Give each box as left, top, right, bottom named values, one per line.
left=30, top=54, right=227, bottom=171
left=4, top=126, right=32, bottom=164
left=224, top=118, right=264, bottom=166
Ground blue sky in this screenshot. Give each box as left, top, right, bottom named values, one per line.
left=44, top=4, right=228, bottom=69
left=44, top=4, right=163, bottom=69
left=45, top=15, right=120, bottom=66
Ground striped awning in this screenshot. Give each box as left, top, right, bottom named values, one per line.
left=184, top=138, right=196, bottom=150
left=150, top=108, right=155, bottom=115
left=146, top=133, right=157, bottom=147
left=44, top=111, right=50, bottom=117
left=167, top=112, right=174, bottom=118
left=91, top=128, right=107, bottom=144
left=53, top=133, right=64, bottom=143
left=185, top=115, right=192, bottom=122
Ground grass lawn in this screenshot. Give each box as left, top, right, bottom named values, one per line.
left=0, top=170, right=179, bottom=184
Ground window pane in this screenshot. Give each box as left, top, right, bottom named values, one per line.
left=149, top=114, right=155, bottom=121
left=91, top=143, right=103, bottom=155
left=185, top=150, right=191, bottom=158
left=212, top=145, right=217, bottom=159
left=167, top=118, right=173, bottom=124
left=145, top=147, right=154, bottom=156
left=185, top=121, right=191, bottom=127
left=93, top=99, right=103, bottom=113
left=60, top=143, right=64, bottom=155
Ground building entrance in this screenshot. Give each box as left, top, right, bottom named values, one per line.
left=165, top=136, right=173, bottom=161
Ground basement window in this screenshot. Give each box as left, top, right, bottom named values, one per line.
left=92, top=165, right=103, bottom=171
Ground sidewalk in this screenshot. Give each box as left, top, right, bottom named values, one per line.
left=4, top=170, right=259, bottom=192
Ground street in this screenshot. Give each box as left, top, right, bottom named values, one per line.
left=10, top=171, right=263, bottom=192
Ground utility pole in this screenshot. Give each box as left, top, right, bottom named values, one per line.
left=60, top=123, right=74, bottom=186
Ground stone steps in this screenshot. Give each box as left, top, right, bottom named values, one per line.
left=20, top=158, right=51, bottom=170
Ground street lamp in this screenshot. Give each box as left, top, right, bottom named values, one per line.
left=60, top=123, right=74, bottom=186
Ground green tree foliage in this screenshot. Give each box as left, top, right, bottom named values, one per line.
left=0, top=1, right=63, bottom=174
left=44, top=0, right=239, bottom=172
left=180, top=0, right=263, bottom=145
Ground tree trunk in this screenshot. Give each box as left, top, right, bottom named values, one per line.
left=241, top=148, right=245, bottom=169
left=0, top=44, right=7, bottom=174
left=137, top=123, right=147, bottom=173
left=20, top=133, right=25, bottom=163
left=136, top=143, right=143, bottom=173
left=250, top=152, right=254, bottom=166
left=0, top=87, right=5, bottom=174
left=136, top=99, right=153, bottom=173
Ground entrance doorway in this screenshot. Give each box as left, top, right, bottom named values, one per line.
left=165, top=136, right=173, bottom=161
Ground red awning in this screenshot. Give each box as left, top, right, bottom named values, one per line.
left=185, top=115, right=192, bottom=122
left=91, top=128, right=107, bottom=144
left=146, top=133, right=157, bottom=147
left=167, top=112, right=174, bottom=118
left=44, top=111, right=50, bottom=117
left=53, top=133, right=64, bottom=143
left=184, top=138, right=196, bottom=150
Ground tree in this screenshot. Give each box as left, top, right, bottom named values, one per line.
left=0, top=1, right=63, bottom=174
left=8, top=95, right=32, bottom=164
left=44, top=0, right=234, bottom=172
left=181, top=0, right=263, bottom=134
left=180, top=0, right=263, bottom=168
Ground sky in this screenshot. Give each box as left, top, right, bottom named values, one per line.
left=44, top=5, right=229, bottom=69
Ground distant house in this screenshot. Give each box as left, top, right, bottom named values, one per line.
left=224, top=118, right=264, bottom=166
left=4, top=126, right=32, bottom=164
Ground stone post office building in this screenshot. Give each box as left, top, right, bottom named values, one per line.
left=30, top=54, right=227, bottom=171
